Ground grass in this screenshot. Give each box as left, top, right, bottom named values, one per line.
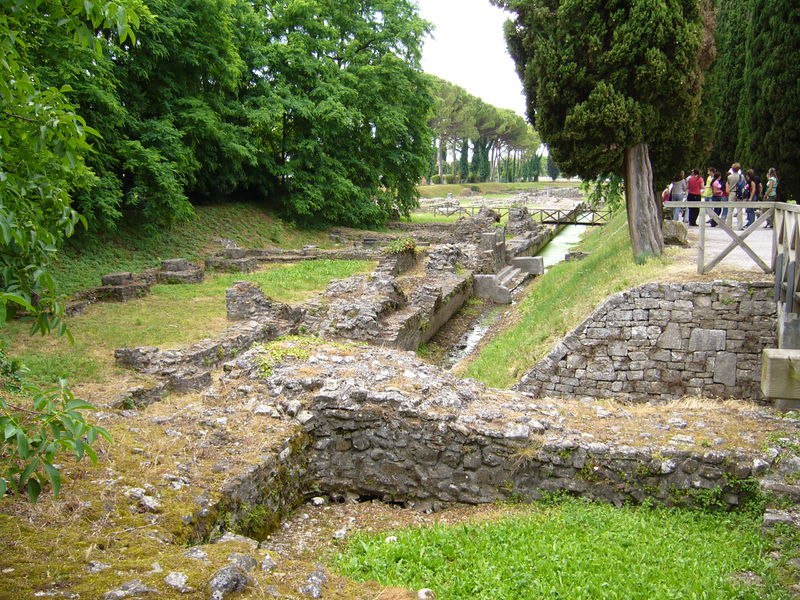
left=52, top=202, right=334, bottom=295
left=416, top=181, right=576, bottom=199
left=335, top=498, right=790, bottom=600
left=7, top=259, right=374, bottom=386
left=459, top=212, right=676, bottom=387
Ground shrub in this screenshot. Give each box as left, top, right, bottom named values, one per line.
left=445, top=174, right=457, bottom=184
left=385, top=237, right=416, bottom=254
left=431, top=175, right=442, bottom=184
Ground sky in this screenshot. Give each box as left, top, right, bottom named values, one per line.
left=415, top=0, right=528, bottom=119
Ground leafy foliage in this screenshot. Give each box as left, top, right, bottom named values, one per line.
left=582, top=175, right=626, bottom=212
left=496, top=0, right=704, bottom=185
left=738, top=0, right=800, bottom=200
left=0, top=381, right=111, bottom=502
left=385, top=237, right=417, bottom=254
left=0, top=0, right=144, bottom=501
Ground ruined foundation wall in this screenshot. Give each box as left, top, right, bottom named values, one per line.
left=304, top=400, right=764, bottom=510
left=516, top=281, right=776, bottom=402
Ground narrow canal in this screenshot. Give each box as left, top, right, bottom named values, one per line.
left=433, top=224, right=589, bottom=369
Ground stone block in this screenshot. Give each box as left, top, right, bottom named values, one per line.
left=761, top=349, right=800, bottom=400
left=688, top=328, right=726, bottom=351
left=511, top=256, right=544, bottom=275
left=472, top=274, right=511, bottom=304
left=224, top=248, right=247, bottom=260
left=101, top=272, right=135, bottom=286
left=161, top=258, right=191, bottom=272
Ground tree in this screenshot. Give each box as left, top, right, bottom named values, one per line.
left=0, top=0, right=144, bottom=500
left=703, top=0, right=745, bottom=171
left=459, top=139, right=470, bottom=182
left=495, top=0, right=707, bottom=258
left=546, top=157, right=560, bottom=181
left=254, top=0, right=433, bottom=226
left=739, top=0, right=800, bottom=200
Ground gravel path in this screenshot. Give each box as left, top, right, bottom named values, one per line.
left=679, top=221, right=776, bottom=274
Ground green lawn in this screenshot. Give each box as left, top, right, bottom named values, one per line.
left=336, top=498, right=792, bottom=600
left=52, top=203, right=334, bottom=295
left=7, top=260, right=374, bottom=387
left=459, top=212, right=676, bottom=387
left=416, top=181, right=578, bottom=199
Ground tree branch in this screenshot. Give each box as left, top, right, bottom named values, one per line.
left=0, top=111, right=39, bottom=123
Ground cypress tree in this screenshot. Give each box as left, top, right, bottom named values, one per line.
left=459, top=139, right=470, bottom=182
left=740, top=0, right=800, bottom=199
left=495, top=0, right=706, bottom=257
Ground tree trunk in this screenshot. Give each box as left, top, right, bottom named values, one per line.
left=437, top=138, right=444, bottom=181
left=624, top=142, right=664, bottom=258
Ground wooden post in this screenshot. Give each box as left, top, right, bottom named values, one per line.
left=698, top=205, right=706, bottom=274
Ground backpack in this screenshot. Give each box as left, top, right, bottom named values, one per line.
left=735, top=173, right=747, bottom=199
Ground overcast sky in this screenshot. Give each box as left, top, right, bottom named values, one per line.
left=416, top=0, right=528, bottom=119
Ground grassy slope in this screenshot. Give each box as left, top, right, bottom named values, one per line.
left=53, top=203, right=334, bottom=295
left=459, top=212, right=676, bottom=388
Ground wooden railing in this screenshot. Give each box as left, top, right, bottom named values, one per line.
left=429, top=204, right=611, bottom=226
left=667, top=201, right=781, bottom=273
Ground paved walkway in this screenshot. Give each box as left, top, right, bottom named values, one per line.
left=683, top=221, right=775, bottom=273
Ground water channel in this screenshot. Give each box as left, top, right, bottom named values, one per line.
left=440, top=224, right=589, bottom=369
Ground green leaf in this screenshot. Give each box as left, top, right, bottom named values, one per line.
left=25, top=477, right=41, bottom=503
left=16, top=431, right=31, bottom=459
left=19, top=457, right=39, bottom=488
left=0, top=477, right=7, bottom=498
left=43, top=463, right=61, bottom=496
left=65, top=398, right=95, bottom=411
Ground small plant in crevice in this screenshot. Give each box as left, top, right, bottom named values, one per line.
left=385, top=237, right=416, bottom=255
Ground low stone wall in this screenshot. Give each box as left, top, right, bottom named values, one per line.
left=306, top=405, right=764, bottom=509
left=191, top=433, right=311, bottom=543
left=516, top=281, right=776, bottom=402
left=208, top=342, right=798, bottom=525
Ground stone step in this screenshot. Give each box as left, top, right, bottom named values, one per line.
left=498, top=266, right=523, bottom=288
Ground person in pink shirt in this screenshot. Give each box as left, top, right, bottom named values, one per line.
left=686, top=168, right=703, bottom=226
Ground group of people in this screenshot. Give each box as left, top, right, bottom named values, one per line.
left=665, top=164, right=780, bottom=229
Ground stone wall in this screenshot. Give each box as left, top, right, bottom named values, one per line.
left=306, top=406, right=764, bottom=509
left=208, top=342, right=797, bottom=525
left=516, top=281, right=776, bottom=402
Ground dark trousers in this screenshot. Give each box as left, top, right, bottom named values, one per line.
left=687, top=193, right=701, bottom=225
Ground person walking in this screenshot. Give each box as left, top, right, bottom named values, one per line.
left=745, top=169, right=760, bottom=228
left=670, top=171, right=687, bottom=221
left=686, top=168, right=703, bottom=226
left=725, top=163, right=745, bottom=228
left=710, top=169, right=725, bottom=226
left=765, top=167, right=779, bottom=228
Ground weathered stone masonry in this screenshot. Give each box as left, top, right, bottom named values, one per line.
left=516, top=281, right=776, bottom=402
left=195, top=342, right=800, bottom=540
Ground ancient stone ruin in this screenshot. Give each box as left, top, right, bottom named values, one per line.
left=97, top=192, right=800, bottom=599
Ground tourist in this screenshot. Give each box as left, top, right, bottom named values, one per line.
left=686, top=168, right=703, bottom=226
left=708, top=169, right=724, bottom=226
left=725, top=163, right=745, bottom=228
left=765, top=167, right=779, bottom=228
left=745, top=169, right=760, bottom=228
left=670, top=171, right=687, bottom=221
